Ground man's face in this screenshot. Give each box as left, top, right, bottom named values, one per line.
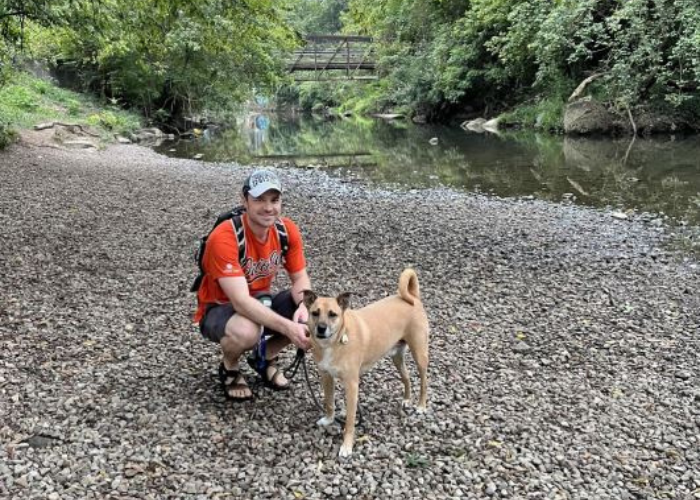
left=243, top=190, right=282, bottom=228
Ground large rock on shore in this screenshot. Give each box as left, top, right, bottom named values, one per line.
left=564, top=99, right=615, bottom=135
left=629, top=108, right=690, bottom=135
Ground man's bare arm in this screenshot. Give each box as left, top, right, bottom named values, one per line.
left=219, top=276, right=309, bottom=349
left=288, top=268, right=311, bottom=322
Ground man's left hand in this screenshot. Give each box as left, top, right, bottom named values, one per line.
left=293, top=302, right=309, bottom=325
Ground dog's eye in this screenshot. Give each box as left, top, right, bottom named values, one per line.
left=311, top=310, right=320, bottom=317
left=328, top=311, right=338, bottom=318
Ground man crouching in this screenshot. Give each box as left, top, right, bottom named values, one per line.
left=193, top=169, right=310, bottom=401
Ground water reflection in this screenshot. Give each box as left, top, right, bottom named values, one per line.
left=155, top=113, right=700, bottom=224
left=246, top=113, right=271, bottom=151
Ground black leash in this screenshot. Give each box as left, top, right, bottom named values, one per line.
left=284, top=348, right=324, bottom=412
left=283, top=348, right=306, bottom=380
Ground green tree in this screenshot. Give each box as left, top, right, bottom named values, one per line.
left=1, top=0, right=77, bottom=83
left=27, top=0, right=299, bottom=122
left=286, top=0, right=348, bottom=35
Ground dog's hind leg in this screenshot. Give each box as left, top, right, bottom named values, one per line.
left=391, top=343, right=411, bottom=407
left=408, top=336, right=429, bottom=412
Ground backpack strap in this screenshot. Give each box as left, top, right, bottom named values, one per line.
left=231, top=215, right=247, bottom=266
left=191, top=207, right=247, bottom=294
left=230, top=214, right=288, bottom=267
left=275, top=218, right=289, bottom=260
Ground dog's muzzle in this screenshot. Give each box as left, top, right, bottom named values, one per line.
left=315, top=323, right=330, bottom=339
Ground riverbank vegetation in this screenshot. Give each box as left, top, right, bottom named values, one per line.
left=289, top=0, right=700, bottom=131
left=1, top=0, right=699, bottom=142
left=0, top=71, right=141, bottom=145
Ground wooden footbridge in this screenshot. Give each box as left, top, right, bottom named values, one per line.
left=287, top=35, right=377, bottom=82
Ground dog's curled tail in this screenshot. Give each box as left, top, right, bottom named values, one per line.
left=398, top=268, right=420, bottom=305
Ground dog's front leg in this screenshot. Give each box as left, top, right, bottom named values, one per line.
left=316, top=371, right=335, bottom=427
left=339, top=375, right=359, bottom=458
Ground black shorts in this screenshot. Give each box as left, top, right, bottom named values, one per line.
left=199, top=289, right=297, bottom=343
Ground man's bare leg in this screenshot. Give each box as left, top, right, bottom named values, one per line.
left=262, top=334, right=293, bottom=387
left=220, top=315, right=261, bottom=399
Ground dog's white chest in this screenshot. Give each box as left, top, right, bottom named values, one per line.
left=318, top=349, right=339, bottom=377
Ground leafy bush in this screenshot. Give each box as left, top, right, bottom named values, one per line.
left=297, top=82, right=341, bottom=111
left=67, top=99, right=82, bottom=116
left=86, top=111, right=140, bottom=134
left=0, top=122, right=17, bottom=149
left=2, top=86, right=39, bottom=111
left=339, top=82, right=387, bottom=115
left=500, top=97, right=567, bottom=132
left=31, top=79, right=51, bottom=95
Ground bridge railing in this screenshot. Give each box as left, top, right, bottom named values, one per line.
left=287, top=35, right=377, bottom=81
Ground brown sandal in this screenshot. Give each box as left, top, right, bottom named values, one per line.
left=247, top=356, right=290, bottom=391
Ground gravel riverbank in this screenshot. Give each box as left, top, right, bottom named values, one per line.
left=1, top=139, right=698, bottom=500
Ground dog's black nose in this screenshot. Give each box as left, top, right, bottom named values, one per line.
left=316, top=323, right=328, bottom=338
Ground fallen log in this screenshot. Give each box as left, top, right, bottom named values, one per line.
left=568, top=73, right=603, bottom=103
left=33, top=121, right=101, bottom=137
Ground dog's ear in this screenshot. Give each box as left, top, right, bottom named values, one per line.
left=336, top=292, right=351, bottom=310
left=302, top=290, right=317, bottom=308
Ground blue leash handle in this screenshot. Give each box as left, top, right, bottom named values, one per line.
left=256, top=335, right=267, bottom=371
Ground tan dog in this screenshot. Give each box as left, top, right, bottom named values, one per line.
left=302, top=268, right=429, bottom=457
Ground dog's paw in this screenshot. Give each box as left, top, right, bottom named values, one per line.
left=316, top=416, right=335, bottom=427
left=401, top=399, right=412, bottom=409
left=338, top=444, right=353, bottom=458
left=415, top=405, right=428, bottom=414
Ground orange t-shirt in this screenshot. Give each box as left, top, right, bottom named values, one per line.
left=194, top=215, right=306, bottom=323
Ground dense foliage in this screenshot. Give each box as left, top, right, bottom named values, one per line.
left=339, top=0, right=700, bottom=123
left=2, top=0, right=298, bottom=123
left=2, top=0, right=699, bottom=129
left=286, top=0, right=347, bottom=35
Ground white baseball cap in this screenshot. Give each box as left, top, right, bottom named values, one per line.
left=243, top=169, right=282, bottom=197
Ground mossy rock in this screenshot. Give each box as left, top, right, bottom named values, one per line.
left=563, top=99, right=614, bottom=135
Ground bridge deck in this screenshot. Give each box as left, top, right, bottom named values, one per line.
left=288, top=62, right=376, bottom=71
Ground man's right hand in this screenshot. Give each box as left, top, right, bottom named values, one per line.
left=288, top=321, right=310, bottom=350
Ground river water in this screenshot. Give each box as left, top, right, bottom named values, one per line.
left=155, top=112, right=700, bottom=225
